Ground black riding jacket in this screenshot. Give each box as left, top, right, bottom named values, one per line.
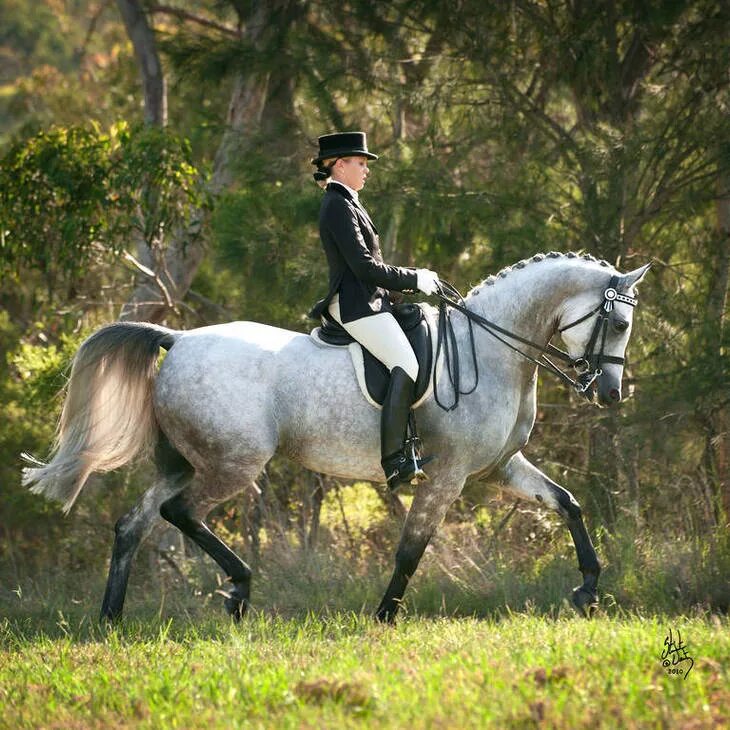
left=309, top=183, right=418, bottom=323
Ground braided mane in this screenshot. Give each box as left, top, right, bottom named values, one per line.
left=468, top=251, right=613, bottom=297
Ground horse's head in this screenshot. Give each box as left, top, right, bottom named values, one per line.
left=557, top=263, right=651, bottom=407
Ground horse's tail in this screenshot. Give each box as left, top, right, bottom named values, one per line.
left=22, top=321, right=180, bottom=513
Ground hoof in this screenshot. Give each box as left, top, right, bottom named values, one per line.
left=572, top=586, right=598, bottom=618
left=219, top=584, right=249, bottom=621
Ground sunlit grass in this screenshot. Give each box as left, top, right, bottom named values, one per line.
left=2, top=491, right=728, bottom=728
left=1, top=612, right=727, bottom=729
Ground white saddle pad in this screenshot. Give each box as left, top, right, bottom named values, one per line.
left=309, top=310, right=441, bottom=410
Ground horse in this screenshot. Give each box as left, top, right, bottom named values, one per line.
left=23, top=251, right=650, bottom=622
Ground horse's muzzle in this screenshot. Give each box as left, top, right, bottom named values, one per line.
left=597, top=374, right=622, bottom=407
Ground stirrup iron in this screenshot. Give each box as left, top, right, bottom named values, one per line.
left=405, top=429, right=431, bottom=484
left=384, top=454, right=432, bottom=492
left=384, top=414, right=434, bottom=491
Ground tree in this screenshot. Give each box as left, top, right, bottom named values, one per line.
left=2, top=0, right=730, bottom=601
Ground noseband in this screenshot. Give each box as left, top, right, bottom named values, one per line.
left=433, top=275, right=638, bottom=410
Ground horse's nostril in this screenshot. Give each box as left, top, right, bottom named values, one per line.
left=609, top=388, right=620, bottom=401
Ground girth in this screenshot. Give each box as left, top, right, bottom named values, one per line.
left=317, top=303, right=433, bottom=407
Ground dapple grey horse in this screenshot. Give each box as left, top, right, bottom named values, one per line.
left=23, top=252, right=650, bottom=622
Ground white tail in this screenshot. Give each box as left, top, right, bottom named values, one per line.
left=22, top=322, right=179, bottom=513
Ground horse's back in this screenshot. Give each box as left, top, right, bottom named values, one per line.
left=180, top=320, right=302, bottom=351
left=156, top=320, right=310, bottom=394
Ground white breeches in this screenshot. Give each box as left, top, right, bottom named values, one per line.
left=329, top=295, right=419, bottom=381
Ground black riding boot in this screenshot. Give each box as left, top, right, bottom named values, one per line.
left=381, top=367, right=432, bottom=491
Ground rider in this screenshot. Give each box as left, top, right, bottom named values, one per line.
left=309, top=131, right=440, bottom=491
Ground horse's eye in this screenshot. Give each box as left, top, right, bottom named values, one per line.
left=613, top=319, right=629, bottom=333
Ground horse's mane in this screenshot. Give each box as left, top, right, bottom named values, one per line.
left=468, top=251, right=613, bottom=297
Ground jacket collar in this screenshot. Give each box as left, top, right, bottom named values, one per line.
left=326, top=182, right=377, bottom=231
left=327, top=181, right=358, bottom=202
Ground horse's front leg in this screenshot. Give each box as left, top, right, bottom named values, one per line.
left=496, top=451, right=601, bottom=617
left=376, top=479, right=464, bottom=623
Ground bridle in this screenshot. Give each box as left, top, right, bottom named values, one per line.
left=432, top=275, right=639, bottom=411
left=557, top=274, right=638, bottom=393
left=433, top=275, right=638, bottom=410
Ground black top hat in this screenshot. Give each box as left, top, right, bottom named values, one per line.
left=311, top=132, right=378, bottom=165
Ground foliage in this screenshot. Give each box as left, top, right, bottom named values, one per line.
left=1, top=125, right=115, bottom=290
left=0, top=0, right=70, bottom=83
left=210, top=180, right=321, bottom=327
left=0, top=122, right=207, bottom=295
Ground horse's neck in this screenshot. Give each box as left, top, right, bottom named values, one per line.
left=463, top=262, right=576, bottom=349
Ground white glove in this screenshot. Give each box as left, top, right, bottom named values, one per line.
left=416, top=268, right=440, bottom=296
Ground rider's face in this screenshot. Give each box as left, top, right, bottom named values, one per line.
left=333, top=156, right=370, bottom=191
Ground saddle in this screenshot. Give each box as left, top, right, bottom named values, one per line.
left=310, top=303, right=434, bottom=409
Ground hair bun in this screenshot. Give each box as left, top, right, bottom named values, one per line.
left=313, top=170, right=329, bottom=182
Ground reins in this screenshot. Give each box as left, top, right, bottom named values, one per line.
left=432, top=277, right=638, bottom=411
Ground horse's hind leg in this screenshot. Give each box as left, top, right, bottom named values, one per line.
left=496, top=451, right=601, bottom=617
left=100, top=433, right=193, bottom=622
left=100, top=478, right=185, bottom=622
left=159, top=483, right=254, bottom=621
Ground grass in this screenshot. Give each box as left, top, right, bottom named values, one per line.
left=1, top=610, right=728, bottom=729
left=2, top=484, right=728, bottom=728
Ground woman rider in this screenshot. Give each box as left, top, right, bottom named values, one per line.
left=309, top=132, right=440, bottom=491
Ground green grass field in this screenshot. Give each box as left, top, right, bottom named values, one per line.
left=1, top=611, right=727, bottom=729
left=2, top=483, right=728, bottom=728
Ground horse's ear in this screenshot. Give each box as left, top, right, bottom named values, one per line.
left=621, top=262, right=651, bottom=290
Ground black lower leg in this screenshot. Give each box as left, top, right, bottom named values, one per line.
left=100, top=510, right=147, bottom=622
left=381, top=367, right=415, bottom=455
left=551, top=486, right=601, bottom=617
left=160, top=493, right=252, bottom=619
left=375, top=534, right=431, bottom=623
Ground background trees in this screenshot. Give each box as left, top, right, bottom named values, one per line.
left=1, top=0, right=728, bottom=613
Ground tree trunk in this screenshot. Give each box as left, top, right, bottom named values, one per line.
left=307, top=474, right=326, bottom=550
left=115, top=0, right=169, bottom=321
left=116, top=0, right=166, bottom=126
left=118, top=0, right=294, bottom=323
